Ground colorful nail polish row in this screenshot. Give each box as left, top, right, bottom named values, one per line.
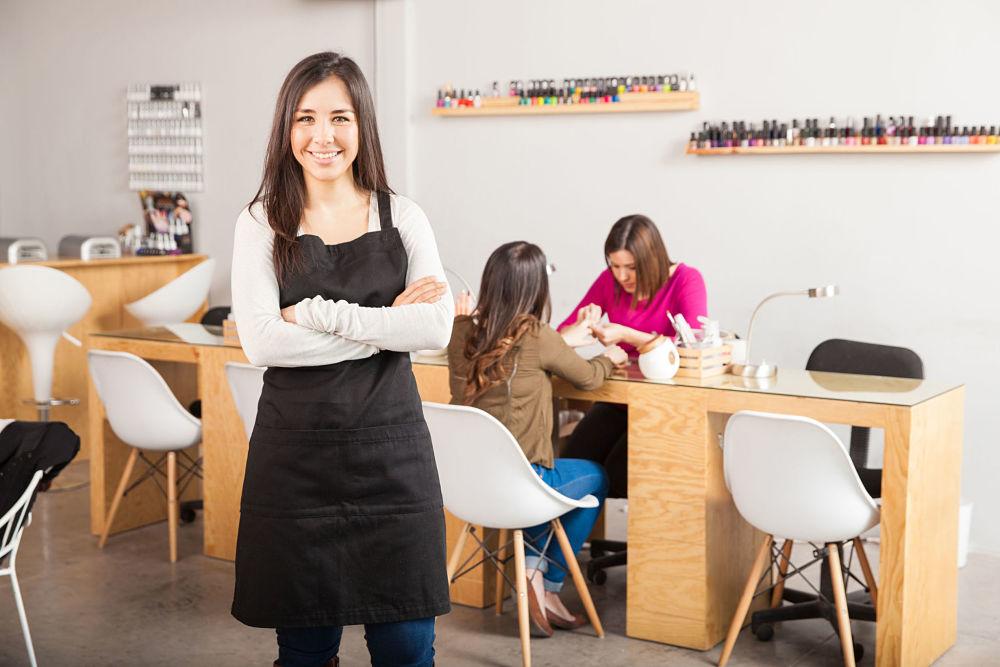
left=690, top=115, right=1000, bottom=150
left=436, top=73, right=696, bottom=109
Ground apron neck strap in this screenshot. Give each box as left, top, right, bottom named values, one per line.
left=376, top=191, right=393, bottom=230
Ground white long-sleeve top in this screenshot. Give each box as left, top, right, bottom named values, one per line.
left=231, top=193, right=454, bottom=368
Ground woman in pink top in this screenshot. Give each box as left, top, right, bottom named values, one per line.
left=558, top=216, right=707, bottom=356
left=558, top=214, right=707, bottom=499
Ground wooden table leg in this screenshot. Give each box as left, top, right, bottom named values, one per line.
left=199, top=347, right=250, bottom=560
left=627, top=388, right=766, bottom=649
left=878, top=389, right=963, bottom=666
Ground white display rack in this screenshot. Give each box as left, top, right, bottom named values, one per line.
left=126, top=83, right=204, bottom=191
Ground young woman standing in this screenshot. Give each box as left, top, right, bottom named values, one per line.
left=230, top=52, right=452, bottom=667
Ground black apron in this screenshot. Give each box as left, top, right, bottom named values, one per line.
left=232, top=192, right=451, bottom=628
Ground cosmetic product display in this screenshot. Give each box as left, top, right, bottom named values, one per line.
left=433, top=73, right=699, bottom=116
left=121, top=190, right=194, bottom=256
left=127, top=83, right=205, bottom=190
left=687, top=115, right=1000, bottom=155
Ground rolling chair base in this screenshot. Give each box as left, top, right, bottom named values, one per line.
left=587, top=538, right=626, bottom=585
left=751, top=543, right=875, bottom=661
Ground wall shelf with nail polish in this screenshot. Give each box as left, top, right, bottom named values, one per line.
left=686, top=144, right=1000, bottom=155
left=686, top=116, right=1000, bottom=156
left=433, top=91, right=700, bottom=117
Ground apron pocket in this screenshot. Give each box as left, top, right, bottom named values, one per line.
left=242, top=421, right=442, bottom=518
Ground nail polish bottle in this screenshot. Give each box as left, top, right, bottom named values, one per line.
left=677, top=74, right=687, bottom=92
left=786, top=121, right=794, bottom=145
left=473, top=89, right=482, bottom=108
left=688, top=132, right=698, bottom=152
left=436, top=90, right=444, bottom=108
left=687, top=74, right=697, bottom=92
left=988, top=127, right=998, bottom=144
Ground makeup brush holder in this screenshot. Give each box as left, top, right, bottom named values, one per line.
left=676, top=344, right=732, bottom=378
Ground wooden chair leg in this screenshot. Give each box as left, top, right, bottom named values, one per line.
left=495, top=528, right=508, bottom=615
left=828, top=543, right=857, bottom=667
left=852, top=537, right=878, bottom=609
left=167, top=451, right=179, bottom=563
left=513, top=529, right=531, bottom=667
left=446, top=523, right=471, bottom=583
left=551, top=517, right=604, bottom=638
left=98, top=448, right=138, bottom=549
left=719, top=534, right=773, bottom=667
left=771, top=539, right=794, bottom=608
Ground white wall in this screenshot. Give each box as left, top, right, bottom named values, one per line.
left=0, top=0, right=376, bottom=304
left=404, top=0, right=1000, bottom=552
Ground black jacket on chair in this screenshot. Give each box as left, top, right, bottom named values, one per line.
left=0, top=421, right=80, bottom=517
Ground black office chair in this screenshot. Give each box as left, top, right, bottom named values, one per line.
left=199, top=306, right=231, bottom=327
left=749, top=338, right=924, bottom=660
left=180, top=305, right=231, bottom=523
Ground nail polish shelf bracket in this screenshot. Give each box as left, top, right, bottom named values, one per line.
left=686, top=144, right=1000, bottom=155
left=433, top=91, right=700, bottom=117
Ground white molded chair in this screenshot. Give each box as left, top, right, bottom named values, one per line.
left=88, top=350, right=202, bottom=562
left=1, top=469, right=44, bottom=667
left=125, top=258, right=216, bottom=326
left=719, top=411, right=881, bottom=667
left=225, top=362, right=265, bottom=439
left=0, top=265, right=92, bottom=420
left=422, top=402, right=604, bottom=667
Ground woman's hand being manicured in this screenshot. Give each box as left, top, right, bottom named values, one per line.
left=602, top=344, right=629, bottom=367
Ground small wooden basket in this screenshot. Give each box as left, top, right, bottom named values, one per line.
left=676, top=344, right=732, bottom=378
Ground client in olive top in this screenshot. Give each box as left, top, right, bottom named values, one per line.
left=447, top=241, right=627, bottom=638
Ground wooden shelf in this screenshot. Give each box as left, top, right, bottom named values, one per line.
left=432, top=91, right=699, bottom=117
left=686, top=144, right=1000, bottom=156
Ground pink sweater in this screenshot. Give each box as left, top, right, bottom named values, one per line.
left=558, top=264, right=708, bottom=356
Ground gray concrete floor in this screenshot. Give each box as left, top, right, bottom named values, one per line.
left=1, top=461, right=997, bottom=666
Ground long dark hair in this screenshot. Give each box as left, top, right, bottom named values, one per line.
left=604, top=214, right=673, bottom=308
left=250, top=51, right=392, bottom=284
left=463, top=242, right=551, bottom=403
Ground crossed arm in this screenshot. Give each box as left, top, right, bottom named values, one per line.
left=231, top=201, right=453, bottom=369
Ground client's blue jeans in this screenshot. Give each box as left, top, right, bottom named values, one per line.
left=524, top=458, right=609, bottom=592
left=276, top=617, right=435, bottom=667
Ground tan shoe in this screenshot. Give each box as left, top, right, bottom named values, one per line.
left=525, top=576, right=554, bottom=638
left=546, top=608, right=588, bottom=630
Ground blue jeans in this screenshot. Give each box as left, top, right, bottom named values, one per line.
left=523, top=459, right=609, bottom=592
left=276, top=617, right=435, bottom=667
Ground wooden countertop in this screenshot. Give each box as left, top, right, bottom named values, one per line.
left=0, top=253, right=208, bottom=269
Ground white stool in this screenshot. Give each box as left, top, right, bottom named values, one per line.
left=0, top=265, right=92, bottom=421
left=125, top=258, right=216, bottom=326
left=88, top=350, right=202, bottom=562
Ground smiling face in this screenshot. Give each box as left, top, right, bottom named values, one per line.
left=608, top=249, right=638, bottom=294
left=289, top=76, right=359, bottom=187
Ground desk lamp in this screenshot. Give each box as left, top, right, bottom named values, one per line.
left=730, top=285, right=839, bottom=378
